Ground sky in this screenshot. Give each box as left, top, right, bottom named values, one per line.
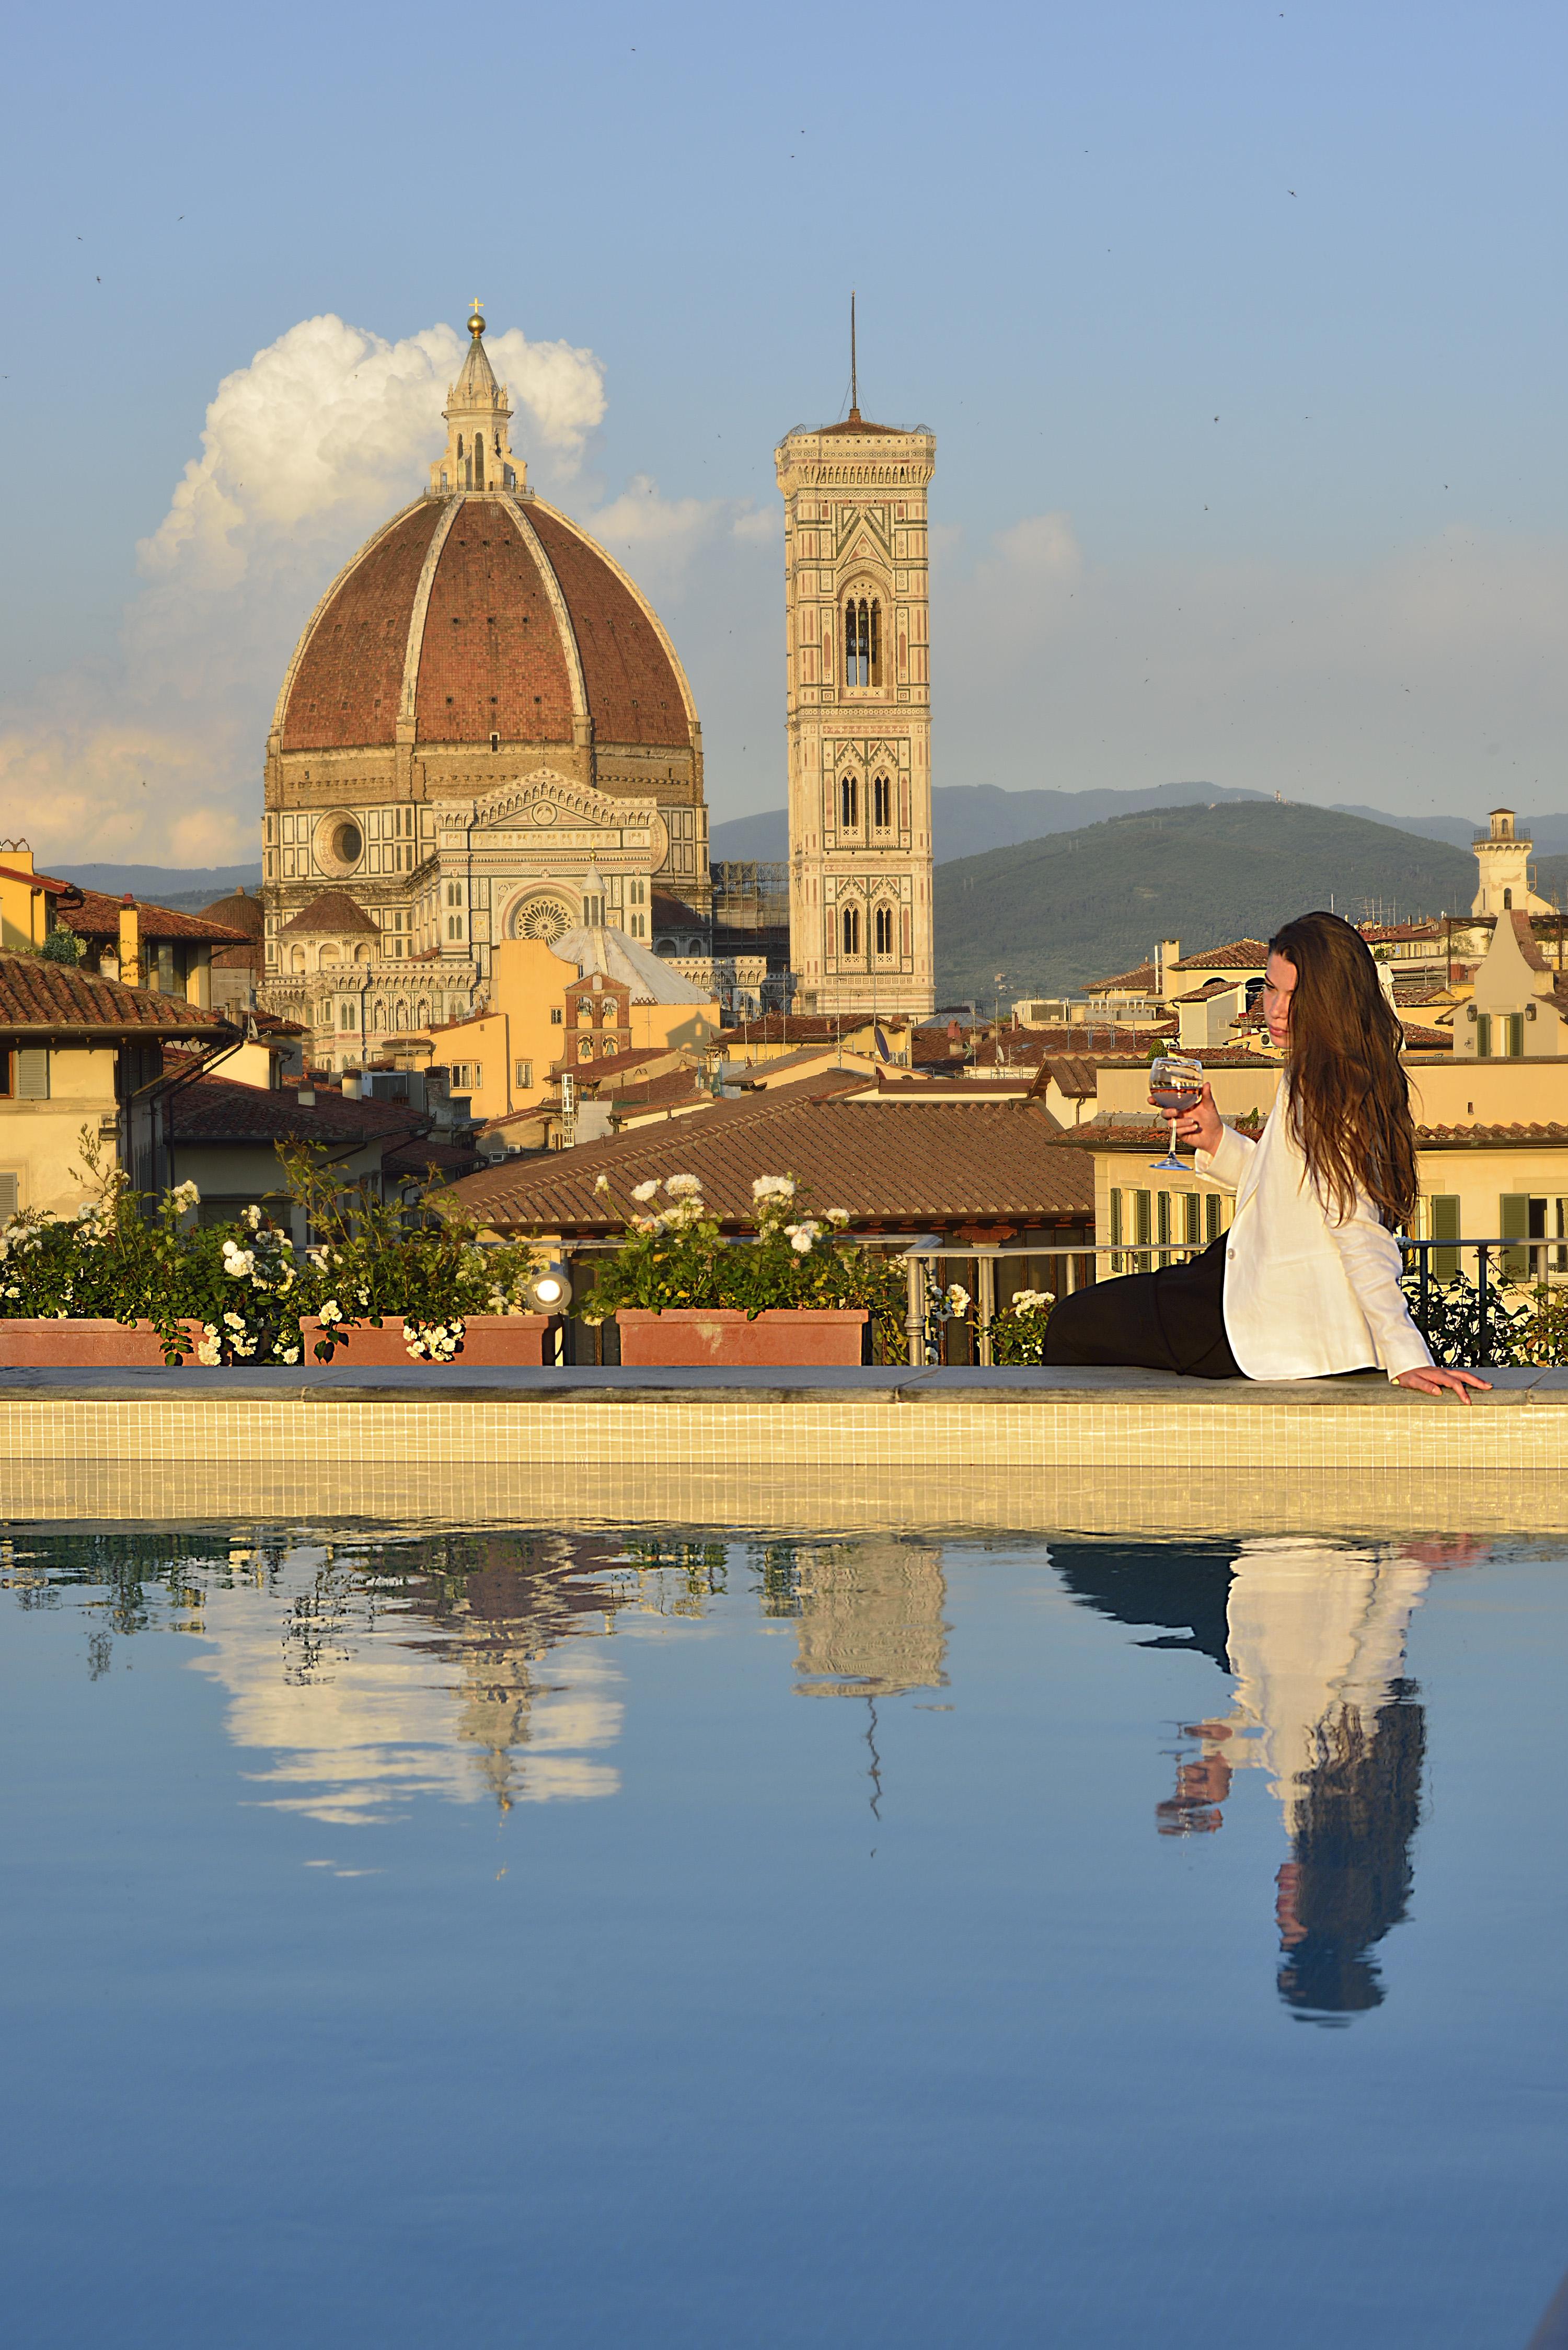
left=2, top=0, right=1566, bottom=865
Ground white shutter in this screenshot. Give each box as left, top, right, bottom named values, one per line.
left=0, top=1173, right=18, bottom=1217
left=15, top=1050, right=49, bottom=1100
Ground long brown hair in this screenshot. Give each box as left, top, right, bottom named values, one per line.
left=1269, top=910, right=1417, bottom=1229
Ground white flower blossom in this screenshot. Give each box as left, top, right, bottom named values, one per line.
left=664, top=1173, right=702, bottom=1199
left=1009, top=1289, right=1056, bottom=1315
left=825, top=1208, right=851, bottom=1226
left=273, top=1343, right=301, bottom=1365
left=785, top=1220, right=821, bottom=1255
left=946, top=1285, right=971, bottom=1315
left=221, top=1242, right=256, bottom=1278
left=630, top=1179, right=660, bottom=1204
left=195, top=1325, right=222, bottom=1366
left=319, top=1299, right=341, bottom=1324
left=223, top=1311, right=246, bottom=1331
left=593, top=1173, right=612, bottom=1194
left=752, top=1175, right=796, bottom=1201
left=241, top=1203, right=262, bottom=1231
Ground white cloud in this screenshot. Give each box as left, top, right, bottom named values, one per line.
left=0, top=312, right=606, bottom=866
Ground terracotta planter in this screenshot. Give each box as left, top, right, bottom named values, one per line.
left=0, top=1318, right=209, bottom=1367
left=615, top=1308, right=869, bottom=1368
left=302, top=1314, right=549, bottom=1366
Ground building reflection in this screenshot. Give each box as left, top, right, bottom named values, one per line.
left=181, top=1528, right=636, bottom=1824
left=769, top=1539, right=949, bottom=1700
left=1058, top=1534, right=1484, bottom=2024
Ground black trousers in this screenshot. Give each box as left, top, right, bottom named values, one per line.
left=1043, top=1236, right=1243, bottom=1379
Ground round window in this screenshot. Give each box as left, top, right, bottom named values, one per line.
left=332, top=820, right=363, bottom=867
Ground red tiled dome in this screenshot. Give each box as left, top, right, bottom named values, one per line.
left=274, top=491, right=695, bottom=756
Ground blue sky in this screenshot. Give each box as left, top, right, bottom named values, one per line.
left=3, top=0, right=1565, bottom=861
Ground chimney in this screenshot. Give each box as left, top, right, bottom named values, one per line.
left=118, top=896, right=142, bottom=989
left=1156, top=938, right=1182, bottom=1000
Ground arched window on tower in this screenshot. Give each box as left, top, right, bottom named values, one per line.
left=870, top=599, right=882, bottom=686
left=841, top=904, right=861, bottom=957
left=874, top=904, right=894, bottom=956
left=872, top=774, right=892, bottom=829
left=846, top=597, right=871, bottom=686
left=474, top=435, right=485, bottom=488
left=1504, top=888, right=1513, bottom=909
left=840, top=774, right=859, bottom=829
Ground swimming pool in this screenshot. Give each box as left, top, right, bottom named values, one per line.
left=2, top=1522, right=1562, bottom=2346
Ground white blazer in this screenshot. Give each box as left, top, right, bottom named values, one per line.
left=1195, top=1094, right=1434, bottom=1382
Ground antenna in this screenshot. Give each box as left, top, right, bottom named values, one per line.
left=850, top=291, right=858, bottom=418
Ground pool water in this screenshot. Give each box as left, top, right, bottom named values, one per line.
left=2, top=1523, right=1564, bottom=2348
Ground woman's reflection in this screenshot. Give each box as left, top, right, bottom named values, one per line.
left=1158, top=1537, right=1482, bottom=2023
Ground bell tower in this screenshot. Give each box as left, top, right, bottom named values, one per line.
left=775, top=313, right=935, bottom=1017
left=431, top=301, right=524, bottom=496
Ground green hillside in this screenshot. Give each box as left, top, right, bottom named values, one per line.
left=933, top=800, right=1477, bottom=1003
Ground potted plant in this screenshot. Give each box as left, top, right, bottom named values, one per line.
left=581, top=1173, right=906, bottom=1366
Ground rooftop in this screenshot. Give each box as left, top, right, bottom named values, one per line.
left=447, top=1087, right=1091, bottom=1234
left=0, top=954, right=239, bottom=1040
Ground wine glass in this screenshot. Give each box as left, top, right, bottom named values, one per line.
left=1149, top=1054, right=1204, bottom=1170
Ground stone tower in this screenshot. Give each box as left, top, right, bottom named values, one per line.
left=775, top=351, right=936, bottom=1017
left=1471, top=807, right=1552, bottom=916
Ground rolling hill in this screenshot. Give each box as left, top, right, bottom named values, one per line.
left=933, top=800, right=1479, bottom=1004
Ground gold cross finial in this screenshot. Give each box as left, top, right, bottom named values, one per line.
left=468, top=296, right=486, bottom=338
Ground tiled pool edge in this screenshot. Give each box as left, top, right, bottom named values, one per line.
left=4, top=1366, right=1565, bottom=1533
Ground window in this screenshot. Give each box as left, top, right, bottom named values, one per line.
left=874, top=904, right=894, bottom=955
left=15, top=1049, right=49, bottom=1101
left=1500, top=1194, right=1568, bottom=1278
left=1204, top=1193, right=1222, bottom=1243
left=514, top=1059, right=533, bottom=1089
left=844, top=596, right=882, bottom=686
left=1426, top=1192, right=1461, bottom=1281
left=1504, top=1014, right=1525, bottom=1058
left=551, top=1007, right=564, bottom=1025
left=0, top=1051, right=8, bottom=1096
left=1475, top=1014, right=1492, bottom=1058
left=839, top=774, right=859, bottom=829
left=338, top=1001, right=357, bottom=1029
left=0, top=1173, right=18, bottom=1217
left=841, top=904, right=860, bottom=957
left=872, top=773, right=892, bottom=828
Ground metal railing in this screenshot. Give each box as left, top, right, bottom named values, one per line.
left=894, top=1235, right=1564, bottom=1369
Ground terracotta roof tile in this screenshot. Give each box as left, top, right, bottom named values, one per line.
left=448, top=1085, right=1094, bottom=1233
left=57, top=889, right=251, bottom=944
left=168, top=1071, right=431, bottom=1148
left=281, top=502, right=444, bottom=752
left=0, top=954, right=239, bottom=1038
left=524, top=502, right=689, bottom=750
left=1083, top=960, right=1158, bottom=994
left=277, top=890, right=381, bottom=937
left=1171, top=938, right=1272, bottom=970
left=416, top=506, right=574, bottom=746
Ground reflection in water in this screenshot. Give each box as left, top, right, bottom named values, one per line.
left=1162, top=1538, right=1480, bottom=2023
left=10, top=1524, right=1474, bottom=2022
left=1056, top=1533, right=1484, bottom=2023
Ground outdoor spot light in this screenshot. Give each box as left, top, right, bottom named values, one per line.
left=1526, top=1002, right=1538, bottom=1021
left=1466, top=1004, right=1478, bottom=1022
left=527, top=1260, right=572, bottom=1312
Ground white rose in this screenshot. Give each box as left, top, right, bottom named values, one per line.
left=631, top=1180, right=660, bottom=1203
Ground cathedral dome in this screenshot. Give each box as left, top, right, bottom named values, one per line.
left=272, top=488, right=696, bottom=758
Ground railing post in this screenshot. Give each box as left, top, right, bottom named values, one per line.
left=1419, top=1239, right=1430, bottom=1337
left=977, top=1254, right=996, bottom=1368
left=1477, top=1244, right=1491, bottom=1369
left=905, top=1255, right=925, bottom=1369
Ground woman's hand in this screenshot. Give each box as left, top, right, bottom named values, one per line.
left=1394, top=1366, right=1492, bottom=1404
left=1157, top=1080, right=1223, bottom=1156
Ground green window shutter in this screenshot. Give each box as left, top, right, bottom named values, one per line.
left=1505, top=1014, right=1525, bottom=1058
left=1498, top=1193, right=1530, bottom=1279
left=1205, top=1193, right=1221, bottom=1243
left=1134, top=1189, right=1151, bottom=1247
left=1430, top=1194, right=1461, bottom=1281
left=1109, top=1188, right=1123, bottom=1246
left=1476, top=1014, right=1492, bottom=1058
left=15, top=1050, right=49, bottom=1101
left=0, top=1173, right=18, bottom=1217
left=1182, top=1191, right=1201, bottom=1245
left=1156, top=1190, right=1171, bottom=1248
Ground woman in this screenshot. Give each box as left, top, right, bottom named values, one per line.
left=1045, top=910, right=1487, bottom=1401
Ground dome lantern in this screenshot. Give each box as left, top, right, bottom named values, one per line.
left=431, top=300, right=523, bottom=496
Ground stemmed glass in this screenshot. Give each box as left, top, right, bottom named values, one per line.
left=1149, top=1054, right=1204, bottom=1170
